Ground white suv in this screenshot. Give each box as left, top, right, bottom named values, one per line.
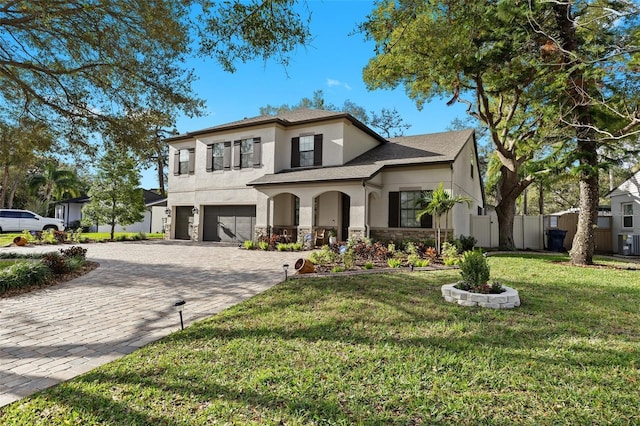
left=0, top=209, right=65, bottom=233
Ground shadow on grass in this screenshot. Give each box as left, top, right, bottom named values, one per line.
left=4, top=254, right=639, bottom=423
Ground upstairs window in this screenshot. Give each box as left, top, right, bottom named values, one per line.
left=623, top=203, right=634, bottom=228
left=291, top=134, right=322, bottom=168
left=233, top=137, right=261, bottom=169
left=207, top=142, right=231, bottom=172
left=173, top=148, right=194, bottom=175
left=241, top=139, right=253, bottom=168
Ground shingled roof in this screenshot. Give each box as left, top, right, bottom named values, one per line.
left=165, top=109, right=386, bottom=144
left=249, top=129, right=474, bottom=186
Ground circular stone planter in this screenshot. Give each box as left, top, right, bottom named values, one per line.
left=441, top=284, right=520, bottom=309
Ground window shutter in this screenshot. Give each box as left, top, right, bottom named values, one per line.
left=388, top=192, right=399, bottom=227
left=253, top=137, right=261, bottom=168
left=233, top=140, right=241, bottom=169
left=173, top=150, right=180, bottom=175
left=313, top=134, right=323, bottom=166
left=206, top=145, right=213, bottom=172
left=223, top=142, right=231, bottom=169
left=188, top=149, right=195, bottom=174
left=291, top=137, right=300, bottom=168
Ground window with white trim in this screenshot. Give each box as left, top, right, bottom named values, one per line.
left=623, top=203, right=634, bottom=228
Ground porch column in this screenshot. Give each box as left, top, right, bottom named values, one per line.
left=348, top=185, right=367, bottom=240
left=297, top=194, right=314, bottom=247
left=254, top=192, right=271, bottom=241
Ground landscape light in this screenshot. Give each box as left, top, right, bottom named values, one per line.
left=174, top=300, right=186, bottom=330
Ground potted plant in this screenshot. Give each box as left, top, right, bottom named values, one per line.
left=441, top=250, right=520, bottom=309
left=328, top=229, right=337, bottom=245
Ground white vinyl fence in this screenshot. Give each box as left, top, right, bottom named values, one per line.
left=470, top=213, right=545, bottom=250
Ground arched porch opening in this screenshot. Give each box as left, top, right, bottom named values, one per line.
left=313, top=190, right=350, bottom=243
left=272, top=192, right=299, bottom=242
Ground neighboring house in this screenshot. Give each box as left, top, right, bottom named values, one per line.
left=165, top=109, right=485, bottom=243
left=55, top=189, right=168, bottom=234
left=608, top=170, right=640, bottom=254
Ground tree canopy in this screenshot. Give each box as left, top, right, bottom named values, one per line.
left=361, top=0, right=640, bottom=263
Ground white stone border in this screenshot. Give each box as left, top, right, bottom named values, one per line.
left=441, top=283, right=520, bottom=309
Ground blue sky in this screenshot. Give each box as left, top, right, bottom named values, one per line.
left=141, top=0, right=468, bottom=188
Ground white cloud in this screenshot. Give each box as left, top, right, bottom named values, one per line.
left=327, top=78, right=352, bottom=90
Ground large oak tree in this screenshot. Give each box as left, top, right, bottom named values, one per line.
left=361, top=0, right=640, bottom=263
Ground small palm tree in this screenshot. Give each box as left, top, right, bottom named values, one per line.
left=416, top=182, right=472, bottom=253
left=28, top=161, right=85, bottom=216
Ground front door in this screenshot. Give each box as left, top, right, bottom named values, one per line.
left=341, top=193, right=350, bottom=241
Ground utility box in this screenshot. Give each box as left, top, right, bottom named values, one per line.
left=618, top=234, right=640, bottom=255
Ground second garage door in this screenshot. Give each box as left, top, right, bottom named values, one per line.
left=202, top=205, right=256, bottom=242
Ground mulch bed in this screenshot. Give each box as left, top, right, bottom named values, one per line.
left=0, top=261, right=100, bottom=299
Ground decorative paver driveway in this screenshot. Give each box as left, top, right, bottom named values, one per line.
left=0, top=241, right=299, bottom=407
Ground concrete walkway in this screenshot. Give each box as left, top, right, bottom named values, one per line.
left=0, top=241, right=300, bottom=407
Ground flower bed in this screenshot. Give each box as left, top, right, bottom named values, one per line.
left=441, top=283, right=520, bottom=309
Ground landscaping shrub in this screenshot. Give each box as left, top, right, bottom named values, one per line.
left=342, top=249, right=355, bottom=269
left=258, top=241, right=269, bottom=251
left=387, top=258, right=403, bottom=268
left=425, top=247, right=438, bottom=262
left=455, top=250, right=499, bottom=293
left=308, top=245, right=339, bottom=265
left=441, top=241, right=461, bottom=266
left=63, top=256, right=85, bottom=272
left=407, top=254, right=430, bottom=268
left=0, top=261, right=51, bottom=292
left=457, top=234, right=477, bottom=252
left=41, top=252, right=68, bottom=274
left=243, top=240, right=256, bottom=250
left=59, top=246, right=87, bottom=260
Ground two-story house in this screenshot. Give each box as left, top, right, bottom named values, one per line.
left=165, top=109, right=485, bottom=244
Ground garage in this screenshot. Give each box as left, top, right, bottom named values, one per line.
left=202, top=205, right=256, bottom=242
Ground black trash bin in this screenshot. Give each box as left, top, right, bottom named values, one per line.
left=547, top=229, right=567, bottom=252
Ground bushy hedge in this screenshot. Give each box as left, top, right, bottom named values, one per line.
left=0, top=261, right=51, bottom=292
left=0, top=246, right=88, bottom=294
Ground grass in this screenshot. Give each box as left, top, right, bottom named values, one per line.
left=0, top=232, right=164, bottom=246
left=1, top=254, right=639, bottom=424
left=0, top=259, right=21, bottom=270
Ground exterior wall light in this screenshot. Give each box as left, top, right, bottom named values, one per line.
left=191, top=207, right=199, bottom=215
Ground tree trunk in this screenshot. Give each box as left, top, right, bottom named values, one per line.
left=494, top=164, right=528, bottom=250
left=553, top=2, right=598, bottom=265
left=538, top=182, right=544, bottom=215
left=156, top=153, right=165, bottom=197
left=0, top=164, right=9, bottom=208
left=570, top=140, right=598, bottom=265
left=496, top=198, right=516, bottom=250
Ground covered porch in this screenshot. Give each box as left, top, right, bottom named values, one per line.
left=253, top=181, right=381, bottom=247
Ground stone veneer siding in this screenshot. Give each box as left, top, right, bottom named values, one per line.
left=370, top=227, right=444, bottom=242
left=441, top=284, right=521, bottom=309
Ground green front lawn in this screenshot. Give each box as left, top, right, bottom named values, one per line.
left=0, top=232, right=164, bottom=246
left=2, top=255, right=639, bottom=424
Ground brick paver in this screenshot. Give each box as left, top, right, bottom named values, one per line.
left=0, top=241, right=299, bottom=407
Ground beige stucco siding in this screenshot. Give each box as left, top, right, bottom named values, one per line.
left=450, top=137, right=484, bottom=236
left=368, top=165, right=452, bottom=228
left=343, top=122, right=382, bottom=163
